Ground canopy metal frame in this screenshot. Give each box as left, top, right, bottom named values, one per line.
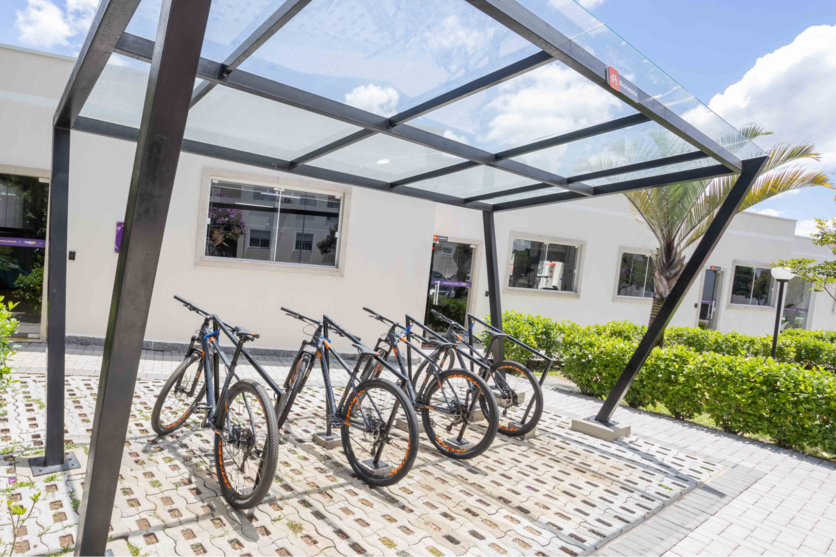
left=42, top=0, right=767, bottom=553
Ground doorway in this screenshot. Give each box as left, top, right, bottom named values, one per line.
left=698, top=268, right=723, bottom=330
left=425, top=239, right=474, bottom=331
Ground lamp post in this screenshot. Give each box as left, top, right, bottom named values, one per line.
left=771, top=267, right=795, bottom=359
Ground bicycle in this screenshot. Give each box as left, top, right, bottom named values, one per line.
left=278, top=307, right=419, bottom=487
left=151, top=296, right=281, bottom=509
left=429, top=310, right=544, bottom=438
left=359, top=308, right=499, bottom=459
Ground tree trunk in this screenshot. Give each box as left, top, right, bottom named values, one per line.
left=649, top=295, right=665, bottom=348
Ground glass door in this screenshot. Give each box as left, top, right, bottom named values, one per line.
left=698, top=269, right=722, bottom=330
left=782, top=278, right=812, bottom=330
left=425, top=239, right=474, bottom=331
left=0, top=174, right=48, bottom=339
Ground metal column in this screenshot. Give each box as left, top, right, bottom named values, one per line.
left=483, top=211, right=504, bottom=361
left=595, top=156, right=768, bottom=423
left=74, top=0, right=211, bottom=554
left=28, top=127, right=80, bottom=475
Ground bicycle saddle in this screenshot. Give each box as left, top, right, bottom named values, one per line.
left=234, top=326, right=259, bottom=341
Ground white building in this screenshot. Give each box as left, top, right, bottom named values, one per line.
left=2, top=44, right=834, bottom=350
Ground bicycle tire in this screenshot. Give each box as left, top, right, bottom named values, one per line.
left=276, top=351, right=313, bottom=430
left=421, top=368, right=499, bottom=459
left=214, top=379, right=279, bottom=509
left=341, top=378, right=419, bottom=487
left=484, top=361, right=544, bottom=438
left=151, top=351, right=205, bottom=436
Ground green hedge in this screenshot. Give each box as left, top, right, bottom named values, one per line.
left=489, top=311, right=836, bottom=454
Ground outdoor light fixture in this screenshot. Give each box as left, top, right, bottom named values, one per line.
left=771, top=267, right=795, bottom=358
left=376, top=159, right=390, bottom=165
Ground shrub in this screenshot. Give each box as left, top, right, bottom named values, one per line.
left=0, top=297, right=18, bottom=388
left=644, top=345, right=704, bottom=420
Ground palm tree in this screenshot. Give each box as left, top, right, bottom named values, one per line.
left=591, top=125, right=832, bottom=342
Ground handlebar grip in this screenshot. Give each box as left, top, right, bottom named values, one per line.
left=174, top=295, right=189, bottom=305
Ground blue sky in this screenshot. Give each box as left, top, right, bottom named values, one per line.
left=1, top=0, right=834, bottom=234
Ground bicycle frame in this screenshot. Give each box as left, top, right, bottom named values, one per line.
left=175, top=297, right=284, bottom=435
left=282, top=309, right=411, bottom=438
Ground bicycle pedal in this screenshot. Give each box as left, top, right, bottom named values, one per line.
left=192, top=403, right=211, bottom=413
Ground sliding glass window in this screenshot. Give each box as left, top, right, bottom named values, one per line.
left=205, top=181, right=342, bottom=267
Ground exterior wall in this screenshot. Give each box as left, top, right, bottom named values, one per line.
left=2, top=44, right=835, bottom=350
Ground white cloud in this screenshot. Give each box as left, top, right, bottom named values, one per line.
left=481, top=63, right=623, bottom=148
left=344, top=85, right=400, bottom=117
left=796, top=219, right=820, bottom=237
left=425, top=16, right=495, bottom=58
left=442, top=130, right=468, bottom=144
left=708, top=25, right=836, bottom=172
left=549, top=0, right=607, bottom=13
left=576, top=0, right=606, bottom=10
left=750, top=208, right=784, bottom=217
left=15, top=0, right=98, bottom=49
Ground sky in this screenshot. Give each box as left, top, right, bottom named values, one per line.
left=1, top=0, right=834, bottom=236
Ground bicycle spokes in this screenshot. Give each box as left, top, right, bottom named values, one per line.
left=344, top=385, right=412, bottom=478
left=218, top=389, right=270, bottom=498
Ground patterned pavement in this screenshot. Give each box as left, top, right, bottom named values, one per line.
left=0, top=345, right=723, bottom=556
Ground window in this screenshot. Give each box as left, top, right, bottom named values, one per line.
left=730, top=265, right=774, bottom=306
left=205, top=180, right=342, bottom=267
left=509, top=238, right=579, bottom=292
left=782, top=278, right=812, bottom=329
left=295, top=233, right=313, bottom=251
left=618, top=252, right=655, bottom=298
left=248, top=229, right=270, bottom=248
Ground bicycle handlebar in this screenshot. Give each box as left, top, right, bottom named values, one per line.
left=174, top=295, right=211, bottom=317
left=430, top=309, right=467, bottom=332
left=281, top=307, right=322, bottom=327
left=323, top=315, right=362, bottom=344
left=363, top=307, right=399, bottom=327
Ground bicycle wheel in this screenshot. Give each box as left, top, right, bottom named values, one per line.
left=214, top=379, right=279, bottom=509
left=276, top=351, right=313, bottom=430
left=421, top=369, right=499, bottom=459
left=484, top=361, right=544, bottom=438
left=151, top=351, right=205, bottom=436
left=341, top=378, right=418, bottom=487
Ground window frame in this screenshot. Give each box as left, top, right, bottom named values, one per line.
left=195, top=167, right=350, bottom=277
left=612, top=246, right=656, bottom=303
left=726, top=260, right=776, bottom=310
left=503, top=231, right=585, bottom=298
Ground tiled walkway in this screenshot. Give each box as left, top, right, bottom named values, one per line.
left=1, top=344, right=835, bottom=556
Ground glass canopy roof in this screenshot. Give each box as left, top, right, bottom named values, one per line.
left=76, top=0, right=766, bottom=212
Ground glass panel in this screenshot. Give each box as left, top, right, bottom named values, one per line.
left=238, top=0, right=539, bottom=116
left=411, top=60, right=638, bottom=153
left=617, top=253, right=655, bottom=298
left=308, top=135, right=464, bottom=182
left=508, top=239, right=579, bottom=292
left=426, top=241, right=474, bottom=330
left=206, top=181, right=341, bottom=267
left=486, top=186, right=565, bottom=205
left=126, top=0, right=304, bottom=62
left=513, top=121, right=698, bottom=180
left=782, top=278, right=812, bottom=330
left=731, top=265, right=774, bottom=306
left=516, top=0, right=603, bottom=39
left=410, top=166, right=539, bottom=199
left=186, top=87, right=362, bottom=161
left=79, top=54, right=150, bottom=129
left=585, top=157, right=712, bottom=187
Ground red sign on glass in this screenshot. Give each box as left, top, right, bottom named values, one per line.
left=607, top=66, right=620, bottom=92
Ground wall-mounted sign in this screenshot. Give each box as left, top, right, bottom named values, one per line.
left=433, top=235, right=448, bottom=243
left=115, top=222, right=123, bottom=253
left=709, top=265, right=722, bottom=271
left=607, top=66, right=620, bottom=92
left=0, top=238, right=45, bottom=248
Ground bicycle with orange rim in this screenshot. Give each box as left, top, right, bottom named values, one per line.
left=278, top=307, right=419, bottom=487
left=359, top=308, right=499, bottom=460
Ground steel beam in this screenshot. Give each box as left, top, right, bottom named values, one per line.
left=72, top=116, right=494, bottom=211
left=490, top=162, right=735, bottom=211
left=190, top=0, right=313, bottom=107
left=494, top=113, right=650, bottom=160
left=45, top=127, right=69, bottom=465
left=390, top=161, right=480, bottom=189
left=482, top=211, right=504, bottom=361
left=595, top=156, right=768, bottom=423
left=289, top=129, right=374, bottom=167
left=74, top=0, right=211, bottom=554
left=114, top=33, right=594, bottom=197
left=54, top=0, right=141, bottom=128
left=463, top=0, right=742, bottom=172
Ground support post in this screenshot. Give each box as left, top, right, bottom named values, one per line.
left=482, top=211, right=504, bottom=362
left=29, top=127, right=80, bottom=475
left=594, top=156, right=768, bottom=424
left=74, top=0, right=211, bottom=554
left=772, top=280, right=787, bottom=359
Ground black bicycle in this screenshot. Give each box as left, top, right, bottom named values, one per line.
left=151, top=296, right=281, bottom=509
left=277, top=308, right=419, bottom=486
left=430, top=310, right=544, bottom=438
left=359, top=308, right=499, bottom=459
